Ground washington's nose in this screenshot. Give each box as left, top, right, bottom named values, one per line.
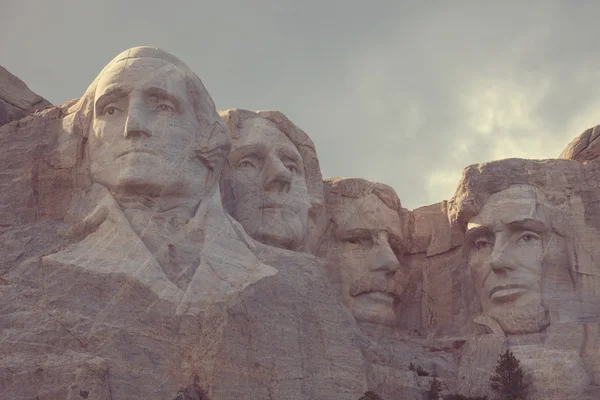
left=371, top=239, right=400, bottom=275
left=263, top=157, right=292, bottom=193
left=124, top=104, right=151, bottom=138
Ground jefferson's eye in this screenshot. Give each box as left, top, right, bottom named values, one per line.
left=156, top=104, right=174, bottom=112
left=345, top=237, right=372, bottom=247
left=286, top=164, right=299, bottom=173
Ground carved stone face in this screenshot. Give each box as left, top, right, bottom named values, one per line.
left=227, top=117, right=309, bottom=250
left=466, top=184, right=552, bottom=333
left=323, top=194, right=407, bottom=326
left=89, top=57, right=211, bottom=199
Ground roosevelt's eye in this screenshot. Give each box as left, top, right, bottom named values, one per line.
left=156, top=104, right=174, bottom=112
left=237, top=159, right=256, bottom=169
left=474, top=238, right=492, bottom=251
left=344, top=236, right=373, bottom=247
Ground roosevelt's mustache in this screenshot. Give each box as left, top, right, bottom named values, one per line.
left=350, top=275, right=404, bottom=298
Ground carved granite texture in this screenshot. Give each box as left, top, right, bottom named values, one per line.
left=560, top=124, right=600, bottom=163
left=218, top=108, right=325, bottom=254
left=0, top=47, right=368, bottom=400
left=3, top=47, right=600, bottom=400
left=447, top=158, right=600, bottom=399
left=0, top=65, right=51, bottom=127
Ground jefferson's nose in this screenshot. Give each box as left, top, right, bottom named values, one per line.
left=124, top=103, right=151, bottom=138
left=263, top=157, right=292, bottom=193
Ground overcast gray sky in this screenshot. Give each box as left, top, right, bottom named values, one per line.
left=2, top=0, right=599, bottom=209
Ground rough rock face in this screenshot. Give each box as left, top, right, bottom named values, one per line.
left=3, top=48, right=600, bottom=400
left=559, top=124, right=600, bottom=162
left=0, top=47, right=368, bottom=400
left=0, top=65, right=51, bottom=127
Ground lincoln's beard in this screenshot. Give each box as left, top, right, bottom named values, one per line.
left=487, top=302, right=550, bottom=335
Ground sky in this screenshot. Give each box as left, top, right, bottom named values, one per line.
left=2, top=0, right=600, bottom=210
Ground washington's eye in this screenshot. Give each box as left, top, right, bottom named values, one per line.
left=156, top=104, right=174, bottom=112
left=104, top=106, right=118, bottom=115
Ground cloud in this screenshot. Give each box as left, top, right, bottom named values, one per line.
left=2, top=0, right=600, bottom=210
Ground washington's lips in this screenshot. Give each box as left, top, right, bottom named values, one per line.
left=489, top=283, right=530, bottom=299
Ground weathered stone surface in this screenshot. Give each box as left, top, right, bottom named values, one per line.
left=0, top=47, right=368, bottom=400
left=3, top=45, right=600, bottom=400
left=0, top=65, right=51, bottom=127
left=560, top=124, right=600, bottom=163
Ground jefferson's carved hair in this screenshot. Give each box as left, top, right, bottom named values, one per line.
left=68, top=46, right=231, bottom=174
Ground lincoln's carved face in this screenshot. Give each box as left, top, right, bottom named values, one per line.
left=323, top=194, right=408, bottom=326
left=88, top=57, right=212, bottom=199
left=466, top=184, right=555, bottom=333
left=226, top=117, right=310, bottom=250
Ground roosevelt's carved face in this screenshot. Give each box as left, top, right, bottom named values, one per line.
left=323, top=194, right=407, bottom=326
left=227, top=117, right=309, bottom=250
left=89, top=58, right=211, bottom=199
left=466, top=184, right=553, bottom=333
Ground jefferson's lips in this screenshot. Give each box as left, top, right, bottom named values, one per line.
left=117, top=149, right=157, bottom=158
left=489, top=284, right=530, bottom=298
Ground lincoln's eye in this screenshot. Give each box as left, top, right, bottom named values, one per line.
left=237, top=159, right=256, bottom=169
left=157, top=104, right=174, bottom=112
left=105, top=107, right=117, bottom=115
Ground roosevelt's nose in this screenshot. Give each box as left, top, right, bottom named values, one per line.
left=124, top=102, right=151, bottom=138
left=263, top=156, right=292, bottom=193
left=371, top=233, right=400, bottom=275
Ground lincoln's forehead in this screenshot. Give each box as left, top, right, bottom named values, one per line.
left=467, top=184, right=547, bottom=230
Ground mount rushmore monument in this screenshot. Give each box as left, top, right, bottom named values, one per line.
left=1, top=47, right=600, bottom=399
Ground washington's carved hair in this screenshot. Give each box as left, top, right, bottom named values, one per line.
left=68, top=46, right=231, bottom=173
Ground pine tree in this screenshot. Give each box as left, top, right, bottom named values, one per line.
left=427, top=377, right=443, bottom=400
left=489, top=349, right=527, bottom=400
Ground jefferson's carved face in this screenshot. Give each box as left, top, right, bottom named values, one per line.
left=324, top=194, right=407, bottom=326
left=466, top=184, right=551, bottom=332
left=227, top=117, right=309, bottom=250
left=89, top=58, right=211, bottom=198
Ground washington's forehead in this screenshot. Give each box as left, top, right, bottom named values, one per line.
left=96, top=59, right=184, bottom=94
left=468, top=184, right=547, bottom=228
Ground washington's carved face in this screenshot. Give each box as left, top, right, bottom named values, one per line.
left=227, top=117, right=309, bottom=250
left=466, top=184, right=551, bottom=333
left=89, top=58, right=211, bottom=199
left=324, top=194, right=407, bottom=326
